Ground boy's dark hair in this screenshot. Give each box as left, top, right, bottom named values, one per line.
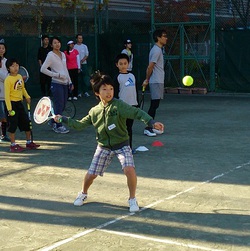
left=115, top=53, right=129, bottom=64
left=50, top=36, right=61, bottom=45
left=153, top=29, right=167, bottom=42
left=91, top=71, right=114, bottom=100
left=6, top=58, right=19, bottom=73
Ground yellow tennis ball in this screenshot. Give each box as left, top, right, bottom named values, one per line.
left=182, top=75, right=194, bottom=86
left=10, top=110, right=15, bottom=116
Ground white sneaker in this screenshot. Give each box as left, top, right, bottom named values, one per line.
left=74, top=192, right=87, bottom=206
left=78, top=93, right=82, bottom=98
left=53, top=125, right=69, bottom=134
left=152, top=128, right=164, bottom=135
left=68, top=97, right=72, bottom=101
left=144, top=128, right=156, bottom=137
left=73, top=96, right=78, bottom=101
left=128, top=198, right=139, bottom=213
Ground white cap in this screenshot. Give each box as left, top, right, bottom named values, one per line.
left=67, top=40, right=74, bottom=45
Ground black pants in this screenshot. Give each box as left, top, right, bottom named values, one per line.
left=126, top=118, right=134, bottom=148
left=40, top=73, right=51, bottom=96
left=68, top=69, right=79, bottom=97
left=148, top=99, right=160, bottom=119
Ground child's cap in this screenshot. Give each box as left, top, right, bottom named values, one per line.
left=124, top=39, right=132, bottom=44
left=67, top=40, right=74, bottom=45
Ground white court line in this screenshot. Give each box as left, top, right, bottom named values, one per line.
left=39, top=161, right=249, bottom=251
left=98, top=229, right=224, bottom=251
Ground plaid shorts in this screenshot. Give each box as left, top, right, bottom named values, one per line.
left=88, top=145, right=135, bottom=176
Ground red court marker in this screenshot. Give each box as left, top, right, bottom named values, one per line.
left=152, top=140, right=164, bottom=147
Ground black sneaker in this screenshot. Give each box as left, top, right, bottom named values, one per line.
left=0, top=135, right=11, bottom=142
left=144, top=128, right=156, bottom=137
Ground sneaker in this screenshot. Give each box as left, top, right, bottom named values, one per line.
left=144, top=128, right=156, bottom=137
left=0, top=135, right=11, bottom=142
left=68, top=97, right=72, bottom=101
left=10, top=144, right=25, bottom=152
left=26, top=142, right=40, bottom=150
left=128, top=198, right=139, bottom=213
left=74, top=192, right=87, bottom=206
left=73, top=97, right=78, bottom=101
left=53, top=125, right=69, bottom=134
left=84, top=92, right=90, bottom=97
left=78, top=93, right=82, bottom=98
left=152, top=128, right=164, bottom=135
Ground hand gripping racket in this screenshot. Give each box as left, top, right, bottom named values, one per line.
left=18, top=66, right=29, bottom=83
left=33, top=97, right=61, bottom=124
left=139, top=86, right=146, bottom=110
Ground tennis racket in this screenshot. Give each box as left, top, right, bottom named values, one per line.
left=139, top=86, right=146, bottom=110
left=33, top=97, right=61, bottom=124
left=27, top=103, right=33, bottom=141
left=18, top=66, right=29, bottom=83
left=63, top=100, right=76, bottom=119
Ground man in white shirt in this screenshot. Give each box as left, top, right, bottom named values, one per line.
left=74, top=34, right=90, bottom=97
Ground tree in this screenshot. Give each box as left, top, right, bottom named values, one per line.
left=11, top=0, right=88, bottom=35
left=145, top=0, right=210, bottom=23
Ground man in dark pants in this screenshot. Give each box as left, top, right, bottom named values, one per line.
left=37, top=35, right=52, bottom=96
left=142, top=29, right=168, bottom=137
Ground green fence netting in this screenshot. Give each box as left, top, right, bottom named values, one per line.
left=218, top=30, right=250, bottom=92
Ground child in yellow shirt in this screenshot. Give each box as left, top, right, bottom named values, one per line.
left=4, top=58, right=40, bottom=152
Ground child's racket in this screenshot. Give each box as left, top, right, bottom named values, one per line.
left=139, top=86, right=146, bottom=110
left=33, top=97, right=61, bottom=124
left=18, top=66, right=29, bottom=83
left=27, top=103, right=33, bottom=141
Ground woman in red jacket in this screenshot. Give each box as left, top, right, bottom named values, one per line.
left=64, top=40, right=80, bottom=100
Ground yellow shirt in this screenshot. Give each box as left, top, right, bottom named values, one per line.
left=4, top=74, right=30, bottom=111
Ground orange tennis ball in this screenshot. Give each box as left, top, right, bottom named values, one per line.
left=182, top=75, right=194, bottom=86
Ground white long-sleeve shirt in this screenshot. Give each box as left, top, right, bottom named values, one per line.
left=40, top=51, right=72, bottom=85
left=0, top=57, right=8, bottom=100
left=74, top=43, right=89, bottom=65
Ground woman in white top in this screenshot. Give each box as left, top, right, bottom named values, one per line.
left=41, top=36, right=73, bottom=134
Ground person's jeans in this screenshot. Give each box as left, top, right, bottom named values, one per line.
left=50, top=82, right=68, bottom=127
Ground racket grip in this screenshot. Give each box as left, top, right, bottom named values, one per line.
left=142, top=86, right=146, bottom=92
left=54, top=116, right=62, bottom=123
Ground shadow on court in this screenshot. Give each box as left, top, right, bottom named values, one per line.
left=0, top=94, right=250, bottom=251
left=0, top=196, right=249, bottom=247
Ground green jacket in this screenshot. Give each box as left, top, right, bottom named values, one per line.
left=64, top=98, right=154, bottom=150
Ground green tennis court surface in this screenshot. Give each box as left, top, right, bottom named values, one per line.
left=0, top=94, right=249, bottom=251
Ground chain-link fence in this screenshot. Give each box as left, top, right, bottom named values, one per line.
left=0, top=1, right=250, bottom=96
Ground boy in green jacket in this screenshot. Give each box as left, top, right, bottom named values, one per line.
left=55, top=72, right=164, bottom=213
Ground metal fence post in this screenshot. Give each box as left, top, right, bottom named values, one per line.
left=210, top=0, right=216, bottom=91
